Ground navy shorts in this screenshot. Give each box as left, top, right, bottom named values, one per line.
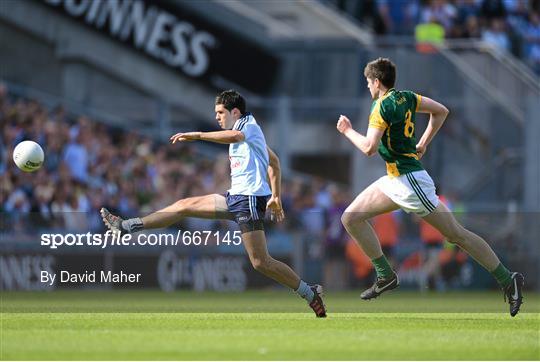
left=225, top=193, right=270, bottom=233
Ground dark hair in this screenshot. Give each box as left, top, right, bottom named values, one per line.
left=364, top=58, right=396, bottom=89
left=215, top=89, right=246, bottom=115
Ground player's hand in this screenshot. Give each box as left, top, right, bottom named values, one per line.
left=337, top=115, right=352, bottom=134
left=170, top=132, right=202, bottom=144
left=266, top=196, right=285, bottom=223
left=416, top=143, right=426, bottom=159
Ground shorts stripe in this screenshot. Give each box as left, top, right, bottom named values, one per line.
left=407, top=174, right=434, bottom=212
left=249, top=196, right=258, bottom=220
left=406, top=173, right=434, bottom=213
left=248, top=196, right=254, bottom=219
left=409, top=174, right=436, bottom=211
left=406, top=173, right=433, bottom=212
left=253, top=196, right=259, bottom=220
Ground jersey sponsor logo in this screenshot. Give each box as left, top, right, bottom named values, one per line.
left=396, top=96, right=407, bottom=105
left=229, top=155, right=244, bottom=170
left=230, top=158, right=241, bottom=169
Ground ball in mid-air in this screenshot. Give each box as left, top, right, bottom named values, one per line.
left=13, top=140, right=44, bottom=172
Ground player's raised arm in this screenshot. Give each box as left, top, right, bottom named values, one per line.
left=266, top=147, right=285, bottom=222
left=336, top=115, right=384, bottom=156
left=170, top=130, right=245, bottom=145
left=415, top=96, right=449, bottom=159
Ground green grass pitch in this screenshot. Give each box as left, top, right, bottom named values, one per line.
left=1, top=290, right=539, bottom=360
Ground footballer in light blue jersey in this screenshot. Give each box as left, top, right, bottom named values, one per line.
left=228, top=112, right=272, bottom=197
left=100, top=90, right=327, bottom=318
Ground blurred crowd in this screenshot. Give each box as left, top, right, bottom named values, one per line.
left=329, top=0, right=540, bottom=73
left=1, top=87, right=222, bottom=233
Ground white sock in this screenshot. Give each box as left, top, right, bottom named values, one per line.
left=121, top=218, right=143, bottom=233
left=295, top=280, right=314, bottom=303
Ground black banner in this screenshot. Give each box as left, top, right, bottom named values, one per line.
left=0, top=250, right=291, bottom=291
left=41, top=0, right=280, bottom=93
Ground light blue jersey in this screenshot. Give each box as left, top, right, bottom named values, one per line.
left=228, top=113, right=271, bottom=196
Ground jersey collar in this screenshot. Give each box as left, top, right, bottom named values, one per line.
left=233, top=112, right=252, bottom=130
left=379, top=88, right=395, bottom=101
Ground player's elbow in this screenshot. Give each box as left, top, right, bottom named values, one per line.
left=437, top=106, right=449, bottom=126
left=364, top=143, right=378, bottom=156
left=435, top=104, right=449, bottom=117
left=267, top=148, right=280, bottom=168
left=365, top=149, right=377, bottom=157
left=270, top=159, right=280, bottom=171
left=441, top=106, right=450, bottom=116
left=269, top=154, right=280, bottom=169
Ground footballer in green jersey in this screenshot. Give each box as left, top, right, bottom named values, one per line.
left=368, top=87, right=424, bottom=177
left=336, top=57, right=524, bottom=317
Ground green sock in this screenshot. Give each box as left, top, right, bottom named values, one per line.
left=372, top=255, right=393, bottom=279
left=491, top=263, right=512, bottom=288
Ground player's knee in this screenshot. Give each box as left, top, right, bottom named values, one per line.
left=341, top=211, right=363, bottom=229
left=172, top=198, right=194, bottom=214
left=171, top=199, right=186, bottom=213
left=251, top=257, right=271, bottom=274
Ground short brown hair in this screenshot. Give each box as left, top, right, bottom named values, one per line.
left=215, top=89, right=246, bottom=115
left=364, top=58, right=396, bottom=89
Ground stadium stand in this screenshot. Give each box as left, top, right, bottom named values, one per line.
left=325, top=0, right=540, bottom=74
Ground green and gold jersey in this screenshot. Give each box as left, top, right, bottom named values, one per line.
left=368, top=88, right=424, bottom=177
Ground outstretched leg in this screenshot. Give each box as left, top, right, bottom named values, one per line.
left=101, top=194, right=233, bottom=233
left=141, top=194, right=232, bottom=229
left=422, top=202, right=524, bottom=316
left=242, top=230, right=326, bottom=317
left=422, top=202, right=500, bottom=270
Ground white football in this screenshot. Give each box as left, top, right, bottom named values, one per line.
left=13, top=140, right=45, bottom=172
